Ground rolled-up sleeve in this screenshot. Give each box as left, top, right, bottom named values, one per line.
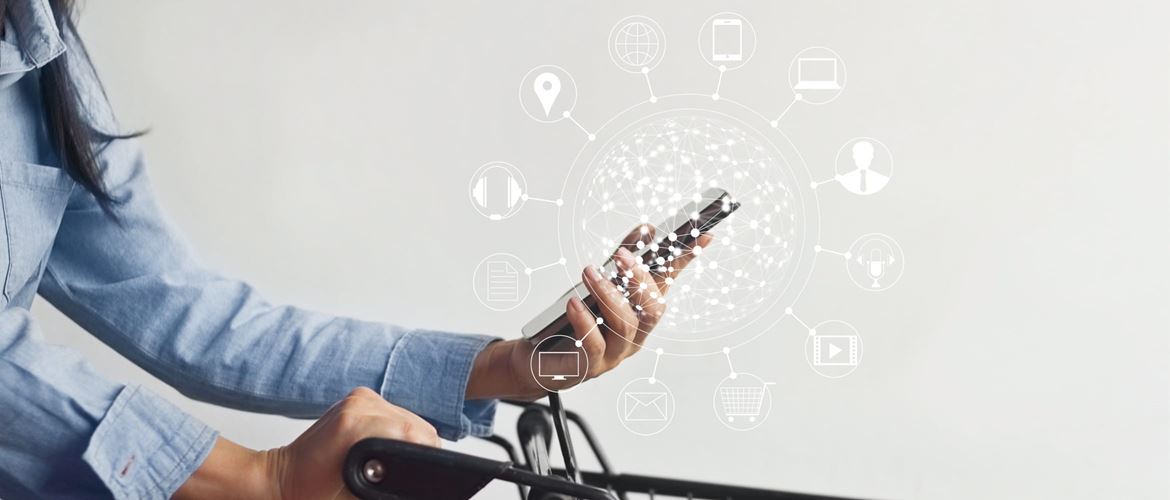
left=37, top=135, right=499, bottom=441
left=0, top=308, right=217, bottom=498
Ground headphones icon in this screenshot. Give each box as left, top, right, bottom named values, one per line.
left=471, top=164, right=524, bottom=220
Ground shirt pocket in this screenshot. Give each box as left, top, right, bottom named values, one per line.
left=0, top=160, right=76, bottom=302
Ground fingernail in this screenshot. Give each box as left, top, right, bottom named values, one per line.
left=616, top=248, right=636, bottom=269
left=569, top=296, right=586, bottom=312
left=585, top=265, right=602, bottom=283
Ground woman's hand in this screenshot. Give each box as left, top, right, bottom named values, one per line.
left=468, top=226, right=713, bottom=400
left=175, top=387, right=439, bottom=500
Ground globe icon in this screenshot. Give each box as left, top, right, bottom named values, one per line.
left=614, top=21, right=661, bottom=67
left=569, top=111, right=810, bottom=344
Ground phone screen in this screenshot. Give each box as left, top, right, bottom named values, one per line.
left=522, top=187, right=740, bottom=342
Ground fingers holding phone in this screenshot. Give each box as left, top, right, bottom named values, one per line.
left=581, top=261, right=639, bottom=364
left=658, top=232, right=714, bottom=295
left=501, top=188, right=738, bottom=398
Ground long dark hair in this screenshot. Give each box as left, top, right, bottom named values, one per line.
left=1, top=0, right=142, bottom=214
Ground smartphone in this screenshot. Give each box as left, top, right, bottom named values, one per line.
left=711, top=18, right=743, bottom=62
left=521, top=187, right=740, bottom=343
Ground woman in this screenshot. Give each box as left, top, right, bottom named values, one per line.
left=0, top=1, right=711, bottom=498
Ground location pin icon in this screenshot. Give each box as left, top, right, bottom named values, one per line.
left=533, top=72, right=561, bottom=117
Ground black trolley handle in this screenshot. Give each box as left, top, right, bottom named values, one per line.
left=343, top=437, right=617, bottom=500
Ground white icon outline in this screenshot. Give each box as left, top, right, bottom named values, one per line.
left=834, top=137, right=894, bottom=196
left=468, top=161, right=527, bottom=221
left=794, top=58, right=841, bottom=90
left=846, top=233, right=904, bottom=291
left=529, top=334, right=590, bottom=393
left=537, top=351, right=580, bottom=381
left=804, top=320, right=864, bottom=378
left=623, top=392, right=668, bottom=421
left=812, top=335, right=859, bottom=366
left=787, top=47, right=847, bottom=105
left=698, top=12, right=758, bottom=71
left=608, top=15, right=666, bottom=74
left=616, top=377, right=676, bottom=436
left=711, top=18, right=742, bottom=62
left=471, top=252, right=531, bottom=311
left=711, top=372, right=774, bottom=431
left=519, top=65, right=578, bottom=124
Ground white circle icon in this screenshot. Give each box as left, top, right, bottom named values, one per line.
left=469, top=162, right=527, bottom=221
left=712, top=372, right=774, bottom=431
left=834, top=137, right=893, bottom=196
left=804, top=320, right=863, bottom=378
left=846, top=233, right=904, bottom=291
left=609, top=15, right=666, bottom=73
left=471, top=252, right=531, bottom=311
left=617, top=377, right=676, bottom=436
left=519, top=65, right=578, bottom=123
left=787, top=46, right=847, bottom=105
left=529, top=334, right=590, bottom=393
left=697, top=12, right=757, bottom=71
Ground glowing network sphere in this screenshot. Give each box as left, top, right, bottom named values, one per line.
left=613, top=21, right=661, bottom=67
left=575, top=113, right=803, bottom=342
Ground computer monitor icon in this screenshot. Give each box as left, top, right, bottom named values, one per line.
left=538, top=351, right=580, bottom=381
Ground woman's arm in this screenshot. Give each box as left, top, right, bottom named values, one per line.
left=0, top=307, right=217, bottom=498
left=37, top=137, right=498, bottom=440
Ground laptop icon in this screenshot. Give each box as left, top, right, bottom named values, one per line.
left=794, top=57, right=841, bottom=90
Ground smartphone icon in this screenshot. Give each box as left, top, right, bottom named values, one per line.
left=712, top=18, right=743, bottom=62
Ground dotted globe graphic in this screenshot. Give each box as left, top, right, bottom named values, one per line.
left=614, top=22, right=661, bottom=67
left=572, top=112, right=806, bottom=343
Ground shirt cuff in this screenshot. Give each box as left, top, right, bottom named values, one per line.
left=81, top=385, right=218, bottom=499
left=380, top=329, right=500, bottom=441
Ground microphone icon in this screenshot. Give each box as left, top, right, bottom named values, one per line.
left=847, top=234, right=904, bottom=292
left=866, top=248, right=887, bottom=288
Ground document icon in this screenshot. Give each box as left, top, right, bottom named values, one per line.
left=623, top=392, right=668, bottom=422
left=485, top=261, right=519, bottom=302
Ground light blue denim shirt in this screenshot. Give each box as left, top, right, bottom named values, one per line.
left=0, top=2, right=498, bottom=498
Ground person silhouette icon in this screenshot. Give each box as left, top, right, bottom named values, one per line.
left=836, top=140, right=890, bottom=195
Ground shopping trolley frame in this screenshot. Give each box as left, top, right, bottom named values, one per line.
left=344, top=393, right=868, bottom=500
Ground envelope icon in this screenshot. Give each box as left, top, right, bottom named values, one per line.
left=623, top=392, right=668, bottom=422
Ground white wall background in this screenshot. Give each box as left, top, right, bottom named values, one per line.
left=33, top=1, right=1168, bottom=498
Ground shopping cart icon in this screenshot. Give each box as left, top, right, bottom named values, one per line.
left=717, top=383, right=774, bottom=423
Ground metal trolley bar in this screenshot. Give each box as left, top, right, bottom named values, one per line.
left=345, top=398, right=873, bottom=500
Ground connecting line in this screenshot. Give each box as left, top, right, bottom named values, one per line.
left=579, top=303, right=606, bottom=342
left=561, top=112, right=597, bottom=141
left=712, top=66, right=727, bottom=100
left=721, top=346, right=737, bottom=377
left=642, top=68, right=658, bottom=103
left=524, top=257, right=567, bottom=276
left=521, top=193, right=564, bottom=206
left=809, top=176, right=838, bottom=190
left=648, top=348, right=664, bottom=383
left=784, top=306, right=812, bottom=332
left=813, top=244, right=851, bottom=260
left=769, top=94, right=803, bottom=128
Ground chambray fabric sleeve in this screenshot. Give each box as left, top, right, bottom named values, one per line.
left=0, top=307, right=217, bottom=499
left=37, top=135, right=500, bottom=441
